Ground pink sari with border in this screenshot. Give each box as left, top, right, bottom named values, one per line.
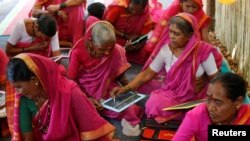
left=32, top=0, right=84, bottom=44
left=144, top=0, right=210, bottom=56
left=144, top=13, right=222, bottom=123
left=172, top=103, right=250, bottom=141
left=69, top=21, right=143, bottom=125
left=7, top=53, right=115, bottom=141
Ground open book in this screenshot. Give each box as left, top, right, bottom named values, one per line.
left=101, top=91, right=145, bottom=113
left=162, top=99, right=206, bottom=111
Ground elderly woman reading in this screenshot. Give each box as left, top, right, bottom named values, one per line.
left=6, top=53, right=115, bottom=141
left=111, top=13, right=222, bottom=123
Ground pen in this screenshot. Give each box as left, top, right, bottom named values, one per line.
left=113, top=96, right=116, bottom=103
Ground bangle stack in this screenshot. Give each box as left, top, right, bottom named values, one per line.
left=59, top=3, right=67, bottom=9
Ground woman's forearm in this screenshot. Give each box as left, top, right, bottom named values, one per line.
left=125, top=67, right=157, bottom=91
left=63, top=0, right=85, bottom=7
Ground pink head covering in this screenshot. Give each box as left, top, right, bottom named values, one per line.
left=143, top=0, right=210, bottom=57
left=11, top=53, right=77, bottom=140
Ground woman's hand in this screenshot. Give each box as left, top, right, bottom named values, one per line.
left=110, top=87, right=126, bottom=98
left=57, top=11, right=68, bottom=22
left=31, top=41, right=48, bottom=51
left=47, top=4, right=60, bottom=13
left=88, top=97, right=103, bottom=111
left=124, top=39, right=146, bottom=52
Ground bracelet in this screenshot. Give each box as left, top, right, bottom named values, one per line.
left=59, top=3, right=67, bottom=9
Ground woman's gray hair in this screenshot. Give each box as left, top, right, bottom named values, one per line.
left=91, top=21, right=116, bottom=46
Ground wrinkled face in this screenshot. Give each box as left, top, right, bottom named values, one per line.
left=206, top=82, right=240, bottom=124
left=11, top=78, right=41, bottom=100
left=169, top=24, right=189, bottom=48
left=181, top=0, right=199, bottom=14
left=92, top=40, right=115, bottom=57
left=128, top=3, right=144, bottom=15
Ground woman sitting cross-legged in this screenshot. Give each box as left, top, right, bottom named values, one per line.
left=172, top=72, right=250, bottom=141
left=111, top=13, right=223, bottom=124
left=103, top=0, right=154, bottom=64
left=6, top=14, right=60, bottom=58
left=6, top=53, right=115, bottom=141
left=68, top=21, right=143, bottom=136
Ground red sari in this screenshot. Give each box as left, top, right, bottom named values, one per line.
left=32, top=0, right=84, bottom=44
left=68, top=21, right=143, bottom=126
left=103, top=0, right=154, bottom=64
left=6, top=53, right=115, bottom=141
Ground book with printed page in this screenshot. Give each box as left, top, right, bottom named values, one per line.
left=162, top=99, right=207, bottom=111
left=101, top=91, right=145, bottom=113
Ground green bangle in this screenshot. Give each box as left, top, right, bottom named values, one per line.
left=59, top=3, right=67, bottom=9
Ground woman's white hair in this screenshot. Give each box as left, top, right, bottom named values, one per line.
left=91, top=21, right=116, bottom=46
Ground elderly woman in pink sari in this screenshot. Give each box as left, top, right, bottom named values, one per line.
left=68, top=21, right=143, bottom=136
left=103, top=0, right=154, bottom=64
left=6, top=53, right=115, bottom=141
left=111, top=13, right=222, bottom=123
left=30, top=0, right=85, bottom=47
left=173, top=72, right=250, bottom=141
left=6, top=14, right=60, bottom=58
left=144, top=0, right=211, bottom=54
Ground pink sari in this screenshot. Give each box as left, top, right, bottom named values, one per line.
left=68, top=21, right=143, bottom=125
left=103, top=0, right=153, bottom=64
left=7, top=53, right=115, bottom=141
left=144, top=0, right=210, bottom=56
left=15, top=38, right=52, bottom=57
left=144, top=13, right=222, bottom=123
left=172, top=103, right=250, bottom=141
left=32, top=0, right=84, bottom=44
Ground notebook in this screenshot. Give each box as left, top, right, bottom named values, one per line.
left=162, top=99, right=207, bottom=111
